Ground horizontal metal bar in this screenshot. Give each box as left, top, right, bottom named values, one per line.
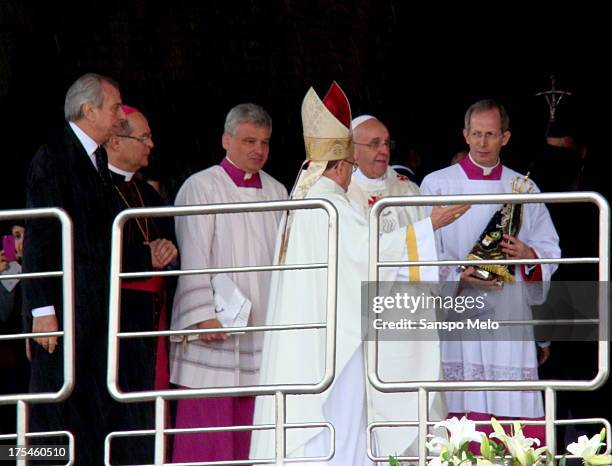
left=166, top=458, right=326, bottom=465
left=365, top=379, right=601, bottom=392
left=119, top=262, right=327, bottom=279
left=118, top=323, right=326, bottom=339
left=109, top=379, right=335, bottom=402
left=368, top=418, right=609, bottom=428
left=370, top=191, right=608, bottom=209
left=0, top=331, right=64, bottom=341
left=113, top=198, right=337, bottom=223
left=107, top=421, right=331, bottom=437
left=106, top=423, right=333, bottom=466
left=0, top=391, right=72, bottom=405
left=0, top=207, right=72, bottom=221
left=377, top=257, right=598, bottom=267
left=0, top=430, right=74, bottom=440
left=368, top=418, right=611, bottom=462
left=0, top=271, right=63, bottom=281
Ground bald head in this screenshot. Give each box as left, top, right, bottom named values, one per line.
left=106, top=110, right=155, bottom=172
left=353, top=118, right=391, bottom=179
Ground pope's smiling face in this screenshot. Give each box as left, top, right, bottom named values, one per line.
left=353, top=119, right=391, bottom=179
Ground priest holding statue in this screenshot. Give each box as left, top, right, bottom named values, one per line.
left=420, top=99, right=561, bottom=445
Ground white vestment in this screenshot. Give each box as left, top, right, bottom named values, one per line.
left=170, top=165, right=288, bottom=388
left=420, top=161, right=560, bottom=418
left=250, top=176, right=446, bottom=464
left=347, top=167, right=425, bottom=229
left=347, top=166, right=438, bottom=281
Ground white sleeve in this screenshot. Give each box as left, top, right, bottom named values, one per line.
left=171, top=179, right=216, bottom=330
left=520, top=201, right=561, bottom=281
left=396, top=217, right=439, bottom=281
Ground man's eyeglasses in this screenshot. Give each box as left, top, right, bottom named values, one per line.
left=117, top=134, right=153, bottom=144
left=468, top=131, right=504, bottom=142
left=354, top=139, right=396, bottom=151
left=342, top=159, right=359, bottom=173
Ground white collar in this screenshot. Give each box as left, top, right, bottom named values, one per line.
left=69, top=121, right=99, bottom=159
left=108, top=163, right=135, bottom=181
left=317, top=174, right=348, bottom=194
left=468, top=152, right=500, bottom=176
left=353, top=167, right=386, bottom=187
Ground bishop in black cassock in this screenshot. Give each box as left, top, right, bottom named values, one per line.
left=105, top=105, right=177, bottom=464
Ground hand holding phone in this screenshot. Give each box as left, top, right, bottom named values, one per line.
left=2, top=235, right=17, bottom=262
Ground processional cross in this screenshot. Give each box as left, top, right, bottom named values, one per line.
left=535, top=75, right=573, bottom=123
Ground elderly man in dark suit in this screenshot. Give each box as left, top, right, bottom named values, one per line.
left=22, top=72, right=125, bottom=465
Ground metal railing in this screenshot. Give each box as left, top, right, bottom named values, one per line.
left=0, top=208, right=75, bottom=465
left=367, top=192, right=610, bottom=464
left=106, top=199, right=339, bottom=465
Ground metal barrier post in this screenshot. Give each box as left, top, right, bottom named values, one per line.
left=275, top=391, right=286, bottom=466
left=0, top=207, right=75, bottom=465
left=154, top=396, right=165, bottom=466
left=17, top=400, right=27, bottom=466
left=367, top=192, right=610, bottom=464
left=106, top=199, right=339, bottom=465
left=545, top=387, right=556, bottom=457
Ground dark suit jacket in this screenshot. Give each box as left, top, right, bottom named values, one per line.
left=22, top=122, right=119, bottom=411
left=21, top=124, right=122, bottom=464
left=23, top=125, right=116, bottom=338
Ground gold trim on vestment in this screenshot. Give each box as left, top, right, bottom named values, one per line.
left=405, top=225, right=421, bottom=282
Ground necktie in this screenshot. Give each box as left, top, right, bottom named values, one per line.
left=94, top=145, right=112, bottom=189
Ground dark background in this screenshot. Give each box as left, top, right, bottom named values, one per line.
left=1, top=2, right=609, bottom=214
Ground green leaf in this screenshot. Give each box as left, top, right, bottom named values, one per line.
left=587, top=454, right=612, bottom=465
left=388, top=455, right=399, bottom=466
left=481, top=435, right=493, bottom=460
left=493, top=441, right=506, bottom=455
left=525, top=450, right=536, bottom=465
left=559, top=456, right=567, bottom=466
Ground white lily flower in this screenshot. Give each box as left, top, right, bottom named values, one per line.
left=567, top=433, right=611, bottom=465
left=432, top=416, right=484, bottom=455
left=506, top=430, right=541, bottom=456
left=489, top=418, right=546, bottom=466
left=490, top=421, right=540, bottom=450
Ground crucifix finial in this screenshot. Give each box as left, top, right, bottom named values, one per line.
left=535, top=75, right=573, bottom=124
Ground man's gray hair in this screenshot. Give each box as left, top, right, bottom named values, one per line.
left=64, top=73, right=119, bottom=122
left=224, top=103, right=272, bottom=136
left=464, top=99, right=510, bottom=133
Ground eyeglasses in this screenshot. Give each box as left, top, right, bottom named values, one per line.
left=117, top=134, right=153, bottom=144
left=354, top=139, right=396, bottom=151
left=468, top=131, right=504, bottom=142
left=342, top=159, right=359, bottom=173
